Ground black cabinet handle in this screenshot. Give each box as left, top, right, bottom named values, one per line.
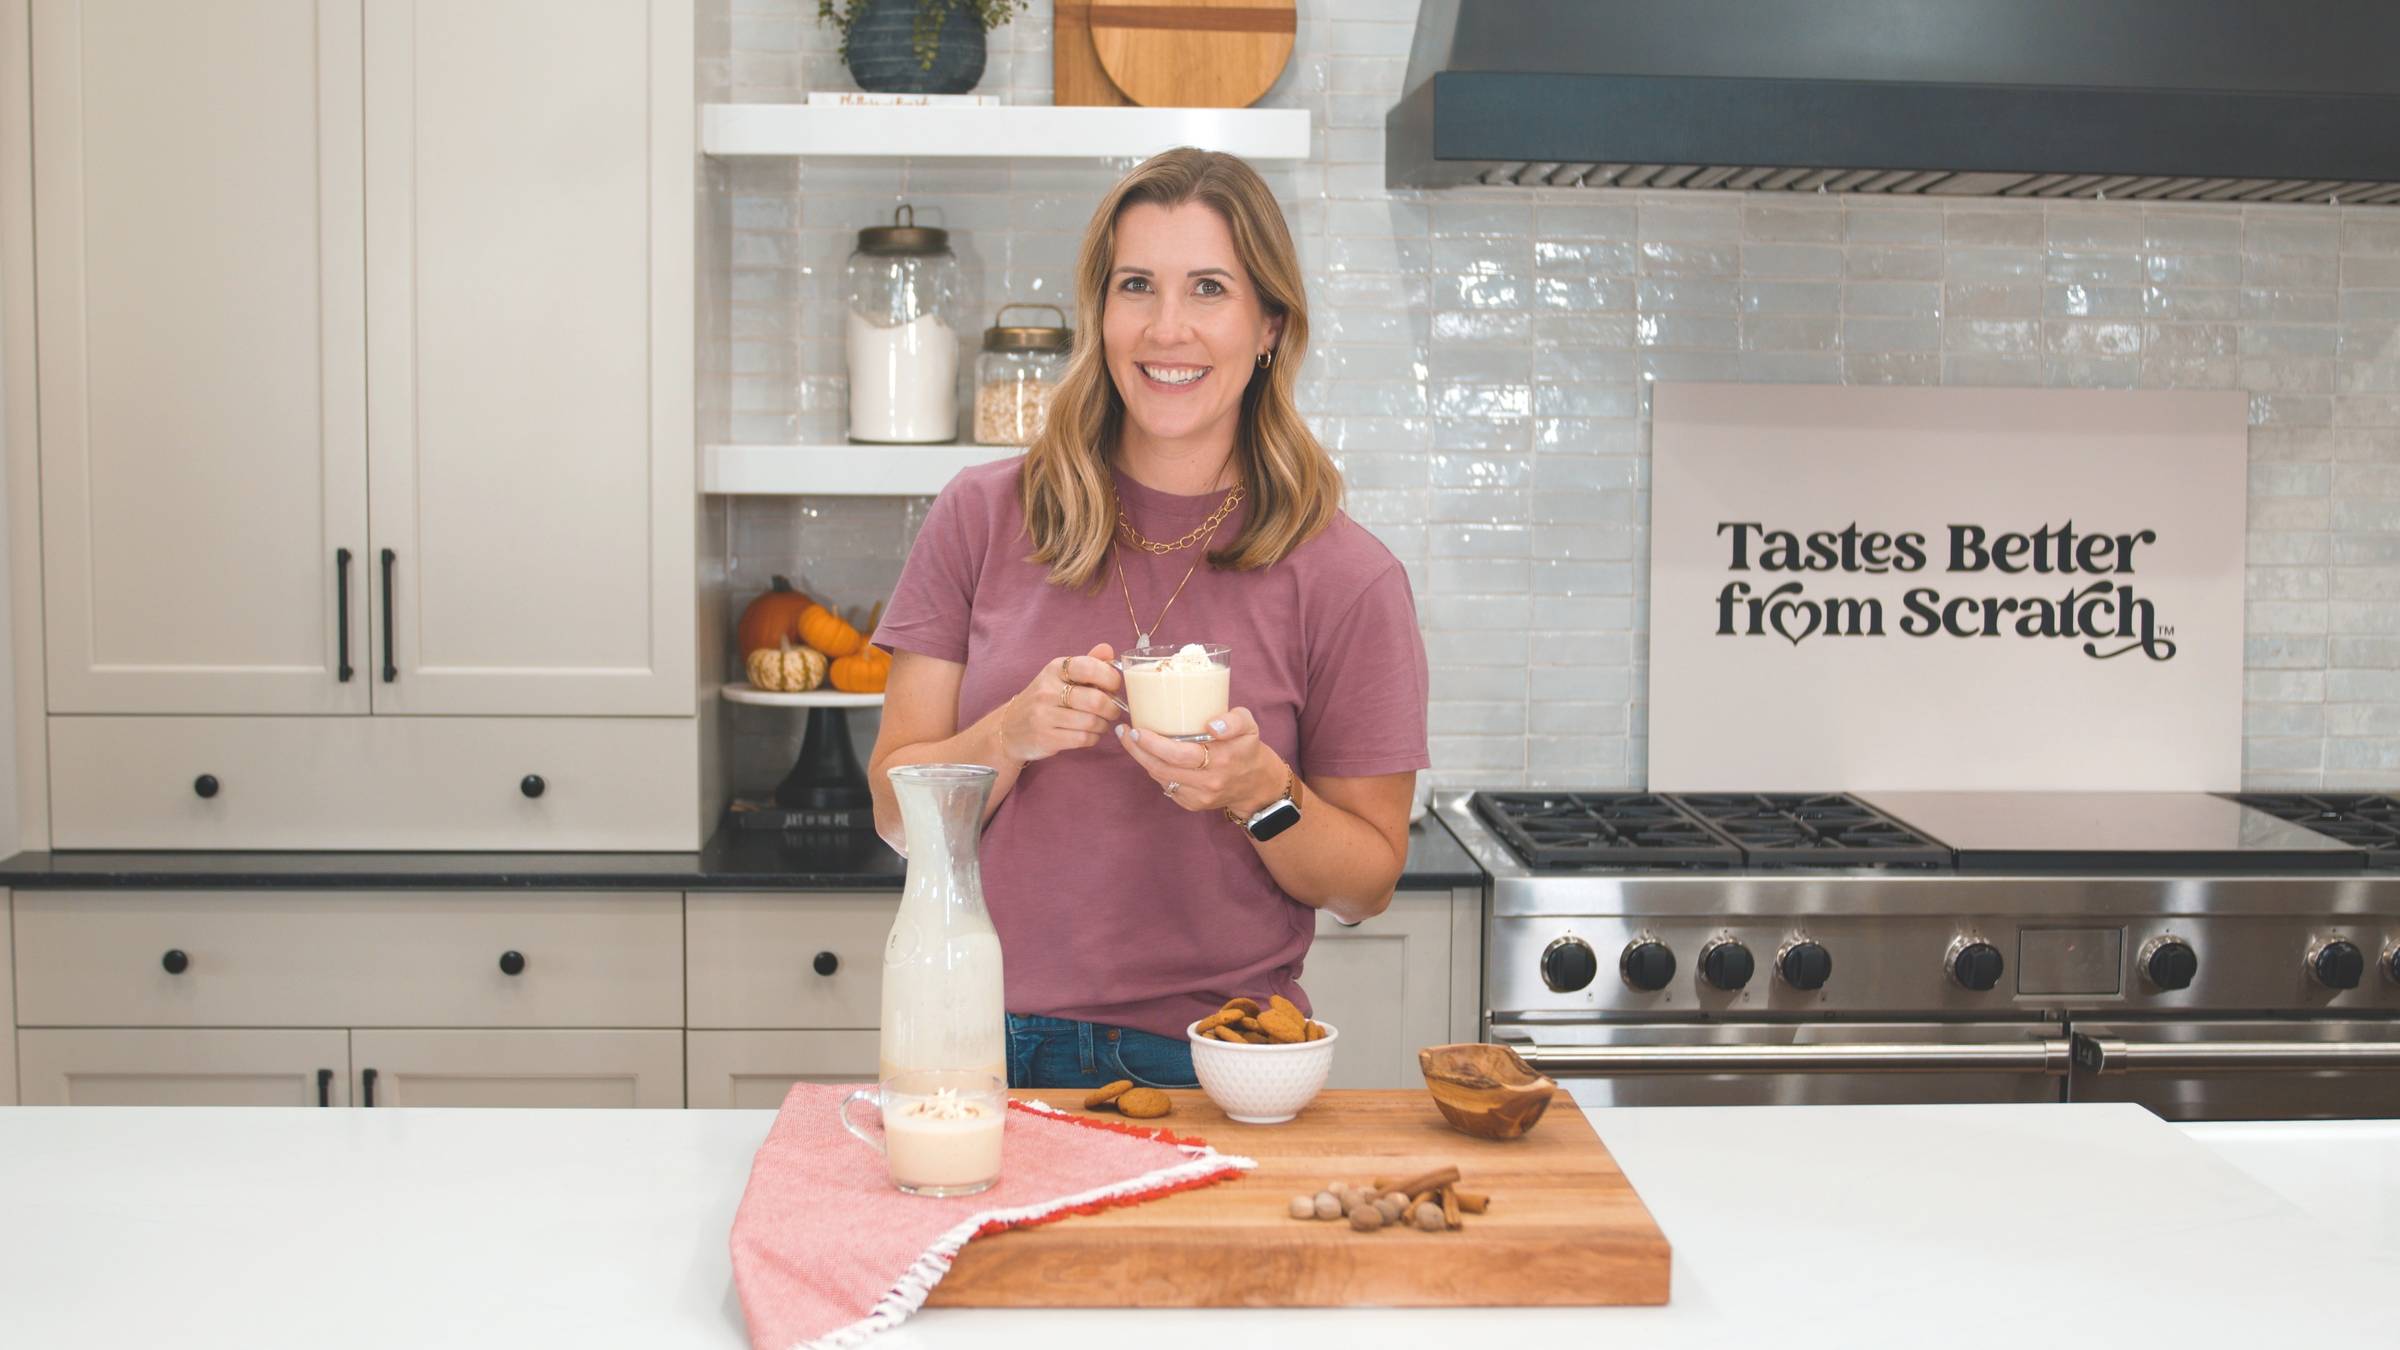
left=499, top=950, right=526, bottom=976
left=317, top=1068, right=333, bottom=1108
left=361, top=1067, right=377, bottom=1108
left=520, top=775, right=545, bottom=799
left=161, top=949, right=189, bottom=975
left=335, top=548, right=354, bottom=683
left=812, top=951, right=839, bottom=977
left=193, top=774, right=218, bottom=799
left=379, top=548, right=397, bottom=683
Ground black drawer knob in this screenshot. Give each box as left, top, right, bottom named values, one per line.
left=520, top=774, right=546, bottom=799
left=161, top=949, right=189, bottom=975
left=499, top=950, right=526, bottom=976
left=193, top=774, right=219, bottom=799
left=812, top=951, right=839, bottom=977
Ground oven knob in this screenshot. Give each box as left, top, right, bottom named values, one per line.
left=1540, top=937, right=1599, bottom=993
left=2308, top=939, right=2364, bottom=991
left=1620, top=939, right=1677, bottom=993
left=1778, top=940, right=1833, bottom=991
left=2386, top=943, right=2400, bottom=988
left=2140, top=937, right=2199, bottom=992
left=1947, top=940, right=2006, bottom=993
left=1698, top=939, right=1755, bottom=991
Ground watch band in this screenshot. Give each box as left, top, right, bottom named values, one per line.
left=1228, top=770, right=1298, bottom=827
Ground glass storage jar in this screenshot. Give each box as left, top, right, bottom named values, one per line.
left=971, top=304, right=1070, bottom=446
left=845, top=204, right=961, bottom=444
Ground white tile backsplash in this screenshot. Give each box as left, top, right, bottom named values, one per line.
left=714, top=0, right=2400, bottom=794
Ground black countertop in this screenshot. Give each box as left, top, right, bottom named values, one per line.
left=0, top=815, right=1485, bottom=893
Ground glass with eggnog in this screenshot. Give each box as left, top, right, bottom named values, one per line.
left=839, top=1069, right=1007, bottom=1197
left=1119, top=642, right=1231, bottom=741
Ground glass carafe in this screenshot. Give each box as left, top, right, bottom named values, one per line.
left=879, top=764, right=1006, bottom=1086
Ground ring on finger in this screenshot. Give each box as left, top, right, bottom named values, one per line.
left=1059, top=680, right=1076, bottom=708
left=1197, top=744, right=1212, bottom=771
left=1163, top=781, right=1180, bottom=797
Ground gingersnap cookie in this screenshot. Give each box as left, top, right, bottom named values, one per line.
left=1083, top=1079, right=1134, bottom=1110
left=1209, top=1026, right=1248, bottom=1044
left=1194, top=1009, right=1242, bottom=1034
left=1220, top=997, right=1262, bottom=1017
left=1259, top=1005, right=1308, bottom=1044
left=1304, top=1020, right=1327, bottom=1041
left=1116, top=1087, right=1172, bottom=1119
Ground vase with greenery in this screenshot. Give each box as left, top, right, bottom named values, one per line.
left=816, top=0, right=1029, bottom=95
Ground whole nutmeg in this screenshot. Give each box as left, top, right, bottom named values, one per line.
left=1349, top=1203, right=1386, bottom=1232
left=1312, top=1192, right=1343, bottom=1221
left=1289, top=1195, right=1316, bottom=1220
left=1413, top=1203, right=1446, bottom=1232
left=1375, top=1195, right=1406, bottom=1224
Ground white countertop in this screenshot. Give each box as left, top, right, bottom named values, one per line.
left=1, top=1102, right=2392, bottom=1349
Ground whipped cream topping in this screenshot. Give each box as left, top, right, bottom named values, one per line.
left=899, top=1087, right=989, bottom=1123
left=1159, top=642, right=1218, bottom=673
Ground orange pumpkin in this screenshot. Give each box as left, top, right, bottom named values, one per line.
left=736, top=576, right=816, bottom=655
left=799, top=604, right=865, bottom=659
left=830, top=645, right=891, bottom=693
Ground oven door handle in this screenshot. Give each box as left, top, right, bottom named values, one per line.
left=1489, top=1030, right=2074, bottom=1076
left=2071, top=1034, right=2400, bottom=1075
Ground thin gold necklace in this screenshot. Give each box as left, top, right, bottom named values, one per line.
left=1115, top=520, right=1225, bottom=648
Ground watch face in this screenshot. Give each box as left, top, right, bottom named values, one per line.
left=1247, top=799, right=1302, bottom=842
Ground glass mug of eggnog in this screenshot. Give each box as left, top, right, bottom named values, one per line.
left=839, top=1069, right=1007, bottom=1197
left=1118, top=643, right=1230, bottom=741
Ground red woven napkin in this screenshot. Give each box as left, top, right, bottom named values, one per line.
left=728, top=1083, right=1254, bottom=1350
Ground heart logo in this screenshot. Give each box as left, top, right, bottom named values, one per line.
left=1766, top=585, right=1821, bottom=646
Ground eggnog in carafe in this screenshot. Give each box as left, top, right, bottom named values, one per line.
left=879, top=765, right=1007, bottom=1085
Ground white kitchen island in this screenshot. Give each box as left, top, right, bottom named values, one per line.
left=0, top=1102, right=2390, bottom=1350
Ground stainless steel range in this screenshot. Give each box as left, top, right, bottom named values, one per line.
left=1439, top=789, right=2400, bottom=1120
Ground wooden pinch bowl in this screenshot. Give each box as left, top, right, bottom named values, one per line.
left=1418, top=1042, right=1559, bottom=1140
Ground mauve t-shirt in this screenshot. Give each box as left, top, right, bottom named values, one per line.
left=872, top=457, right=1430, bottom=1038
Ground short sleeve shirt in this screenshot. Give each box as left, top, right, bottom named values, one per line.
left=873, top=457, right=1431, bottom=1037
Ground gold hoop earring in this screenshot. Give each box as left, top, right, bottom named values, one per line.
left=1256, top=350, right=1274, bottom=369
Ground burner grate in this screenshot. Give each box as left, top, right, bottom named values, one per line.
left=1670, top=792, right=1955, bottom=871
left=2225, top=792, right=2400, bottom=868
left=1470, top=792, right=1742, bottom=870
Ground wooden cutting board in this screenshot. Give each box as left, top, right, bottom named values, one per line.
left=1052, top=0, right=1131, bottom=107
left=927, top=1089, right=1672, bottom=1308
left=1088, top=0, right=1298, bottom=109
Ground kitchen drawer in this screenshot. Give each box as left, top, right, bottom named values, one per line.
left=350, top=1030, right=684, bottom=1108
left=47, top=715, right=700, bottom=850
left=18, top=1028, right=351, bottom=1107
left=687, top=1030, right=878, bottom=1108
left=14, top=891, right=682, bottom=1029
left=686, top=893, right=894, bottom=1029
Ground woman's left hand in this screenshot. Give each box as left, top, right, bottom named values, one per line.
left=1115, top=708, right=1285, bottom=818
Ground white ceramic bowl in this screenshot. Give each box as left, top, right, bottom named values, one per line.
left=1186, top=1018, right=1339, bottom=1124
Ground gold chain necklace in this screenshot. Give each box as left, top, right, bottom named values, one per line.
left=1116, top=483, right=1244, bottom=555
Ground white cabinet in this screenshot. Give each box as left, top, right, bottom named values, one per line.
left=352, top=1030, right=683, bottom=1108
left=687, top=1030, right=879, bottom=1108
left=0, top=891, right=14, bottom=1106
left=24, top=0, right=698, bottom=847
left=1307, top=889, right=1482, bottom=1090
left=362, top=0, right=692, bottom=715
left=18, top=1028, right=351, bottom=1107
left=31, top=0, right=368, bottom=716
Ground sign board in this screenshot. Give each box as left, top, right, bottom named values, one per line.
left=1647, top=384, right=2248, bottom=791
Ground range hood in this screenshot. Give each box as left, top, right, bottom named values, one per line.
left=1387, top=0, right=2400, bottom=203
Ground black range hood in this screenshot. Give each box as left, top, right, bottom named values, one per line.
left=1387, top=0, right=2400, bottom=204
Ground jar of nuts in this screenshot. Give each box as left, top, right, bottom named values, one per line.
left=972, top=303, right=1070, bottom=446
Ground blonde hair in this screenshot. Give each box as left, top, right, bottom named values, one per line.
left=1020, top=147, right=1341, bottom=589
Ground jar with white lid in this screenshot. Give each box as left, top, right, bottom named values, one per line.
left=845, top=204, right=961, bottom=444
left=971, top=304, right=1070, bottom=446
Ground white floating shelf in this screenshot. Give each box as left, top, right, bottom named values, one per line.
left=719, top=682, right=885, bottom=709
left=701, top=103, right=1311, bottom=161
left=704, top=443, right=1017, bottom=496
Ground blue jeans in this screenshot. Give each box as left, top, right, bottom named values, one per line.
left=1004, top=1013, right=1199, bottom=1091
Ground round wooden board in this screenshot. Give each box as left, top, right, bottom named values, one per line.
left=1090, top=0, right=1297, bottom=110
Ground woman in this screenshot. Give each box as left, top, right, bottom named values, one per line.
left=867, top=147, right=1429, bottom=1091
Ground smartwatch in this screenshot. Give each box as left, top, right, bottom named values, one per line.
left=1240, top=773, right=1302, bottom=842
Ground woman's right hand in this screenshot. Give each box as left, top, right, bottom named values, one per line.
left=997, top=643, right=1123, bottom=764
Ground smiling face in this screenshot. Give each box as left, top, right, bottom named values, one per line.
left=1102, top=200, right=1284, bottom=466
